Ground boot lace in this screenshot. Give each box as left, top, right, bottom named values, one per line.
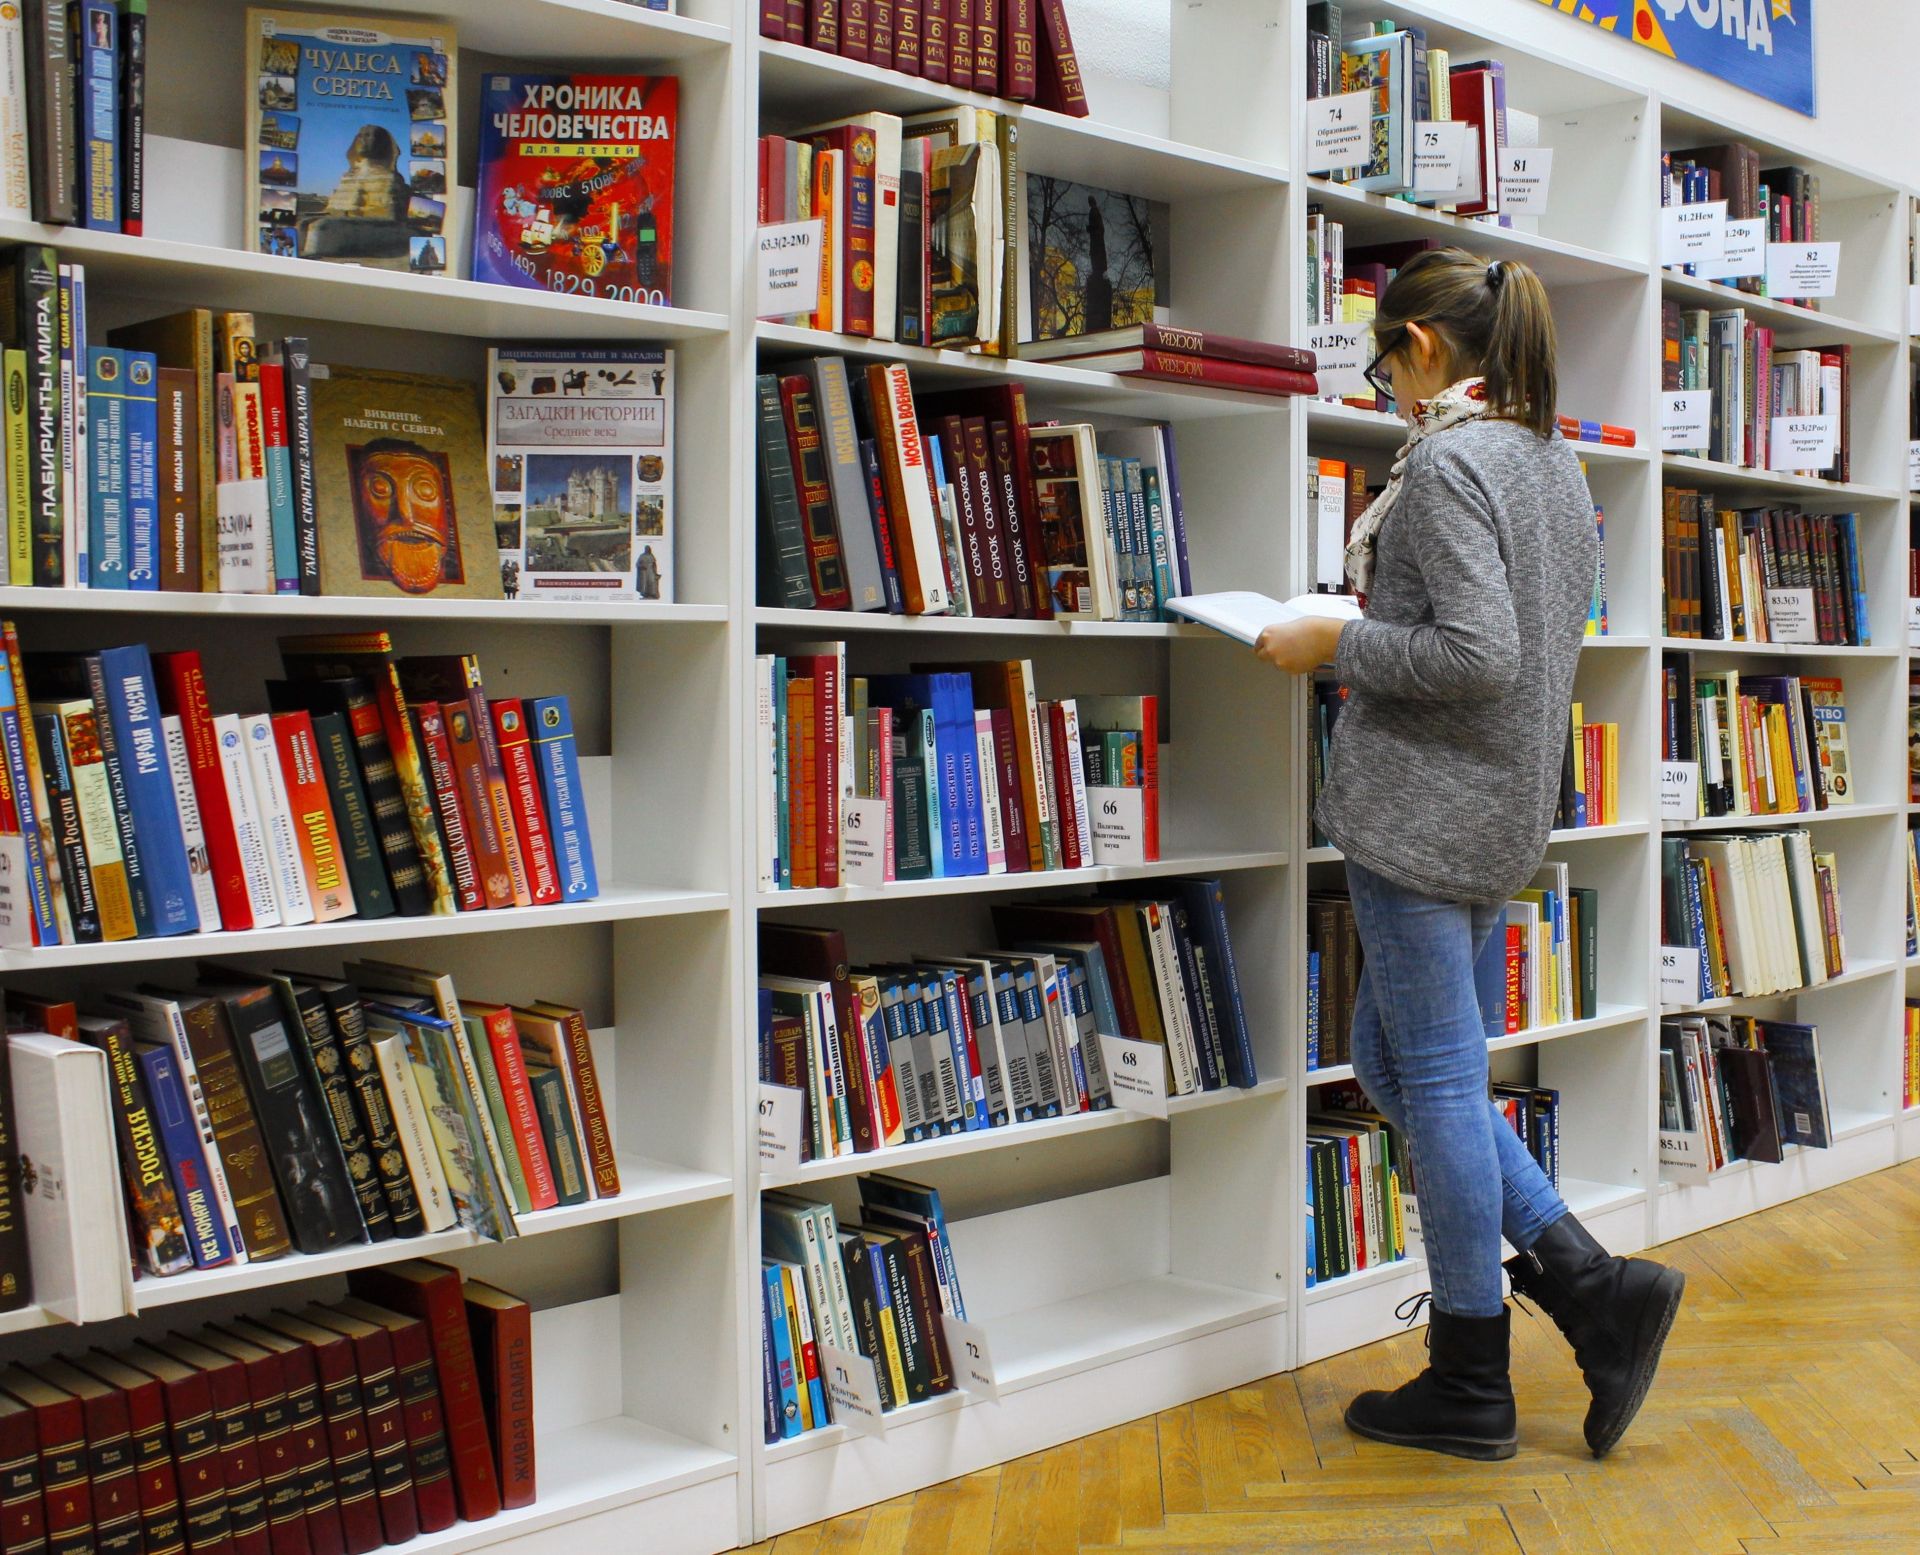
left=1395, top=1291, right=1434, bottom=1350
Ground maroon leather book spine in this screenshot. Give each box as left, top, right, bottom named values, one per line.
left=783, top=0, right=804, bottom=41
left=0, top=1392, right=48, bottom=1555
left=266, top=1330, right=377, bottom=1555
left=246, top=1340, right=341, bottom=1555
left=920, top=0, right=950, bottom=80
left=807, top=0, right=838, bottom=50
left=21, top=1386, right=91, bottom=1555
left=64, top=1381, right=142, bottom=1555
left=367, top=1315, right=454, bottom=1535
left=462, top=1290, right=534, bottom=1510
left=137, top=1361, right=231, bottom=1555
left=318, top=1321, right=414, bottom=1548
left=223, top=1351, right=307, bottom=1555
left=346, top=1264, right=499, bottom=1524
left=75, top=1359, right=184, bottom=1555
left=185, top=1351, right=270, bottom=1555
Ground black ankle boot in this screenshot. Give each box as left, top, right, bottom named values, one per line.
left=1505, top=1213, right=1685, bottom=1458
left=1343, top=1305, right=1518, bottom=1461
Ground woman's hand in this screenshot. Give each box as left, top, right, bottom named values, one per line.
left=1253, top=617, right=1346, bottom=674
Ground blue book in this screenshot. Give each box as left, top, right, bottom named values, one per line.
left=758, top=1264, right=781, bottom=1444
left=91, top=645, right=200, bottom=935
left=859, top=1173, right=966, bottom=1322
left=1173, top=877, right=1257, bottom=1087
left=857, top=438, right=904, bottom=612
left=78, top=0, right=120, bottom=231
left=1835, top=513, right=1868, bottom=643
left=938, top=672, right=986, bottom=876
left=0, top=656, right=59, bottom=946
left=136, top=1040, right=235, bottom=1269
left=915, top=975, right=966, bottom=1135
left=869, top=674, right=973, bottom=877
left=1304, top=1146, right=1317, bottom=1289
left=86, top=348, right=129, bottom=587
left=263, top=364, right=299, bottom=594
left=525, top=695, right=598, bottom=902
left=1306, top=950, right=1322, bottom=1071
left=123, top=350, right=159, bottom=588
left=933, top=966, right=986, bottom=1131
left=860, top=1235, right=903, bottom=1397
left=762, top=1261, right=802, bottom=1439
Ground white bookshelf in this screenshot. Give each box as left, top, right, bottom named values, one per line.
left=0, top=2, right=1913, bottom=1552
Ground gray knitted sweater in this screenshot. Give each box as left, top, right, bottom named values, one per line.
left=1314, top=420, right=1597, bottom=904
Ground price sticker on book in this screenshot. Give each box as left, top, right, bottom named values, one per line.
left=1660, top=391, right=1711, bottom=452
left=942, top=1316, right=1000, bottom=1399
left=1658, top=946, right=1702, bottom=1007
left=1660, top=200, right=1726, bottom=269
left=840, top=796, right=888, bottom=886
left=1098, top=1032, right=1169, bottom=1117
left=1764, top=588, right=1819, bottom=644
left=818, top=1344, right=886, bottom=1436
left=1765, top=241, right=1840, bottom=299
left=1658, top=761, right=1700, bottom=823
left=1704, top=217, right=1765, bottom=280
left=1305, top=91, right=1371, bottom=173
left=1496, top=147, right=1553, bottom=216
left=756, top=1082, right=806, bottom=1168
left=1304, top=323, right=1371, bottom=399
left=1087, top=786, right=1147, bottom=867
left=1412, top=120, right=1470, bottom=195
left=755, top=219, right=823, bottom=318
left=1768, top=415, right=1837, bottom=471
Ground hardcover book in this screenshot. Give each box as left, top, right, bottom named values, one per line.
left=244, top=9, right=456, bottom=274
left=308, top=366, right=501, bottom=601
left=473, top=72, right=676, bottom=303
left=486, top=347, right=674, bottom=602
left=1025, top=176, right=1167, bottom=343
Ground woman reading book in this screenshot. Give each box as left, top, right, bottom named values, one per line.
left=1256, top=248, right=1684, bottom=1462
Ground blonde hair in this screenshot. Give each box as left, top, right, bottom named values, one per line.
left=1375, top=248, right=1558, bottom=438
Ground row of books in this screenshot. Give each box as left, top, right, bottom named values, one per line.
left=1660, top=1015, right=1832, bottom=1178
left=1660, top=830, right=1847, bottom=1003
left=1661, top=661, right=1853, bottom=819
left=1660, top=494, right=1869, bottom=645
left=0, top=1261, right=533, bottom=1554
left=1305, top=1094, right=1411, bottom=1287
left=1554, top=711, right=1622, bottom=831
left=1495, top=1080, right=1563, bottom=1191
left=0, top=630, right=597, bottom=951
left=1660, top=305, right=1851, bottom=480
left=2, top=0, right=145, bottom=232
left=755, top=359, right=1193, bottom=621
left=1660, top=145, right=1821, bottom=306
left=756, top=0, right=1089, bottom=116
left=1904, top=1000, right=1920, bottom=1111
left=755, top=648, right=1159, bottom=889
left=758, top=890, right=1255, bottom=1156
left=1304, top=12, right=1522, bottom=222
left=0, top=967, right=614, bottom=1315
left=761, top=1175, right=965, bottom=1439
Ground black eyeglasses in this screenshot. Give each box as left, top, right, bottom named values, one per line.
left=1363, top=326, right=1405, bottom=403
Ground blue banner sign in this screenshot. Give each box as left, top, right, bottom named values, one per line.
left=1536, top=1, right=1815, bottom=117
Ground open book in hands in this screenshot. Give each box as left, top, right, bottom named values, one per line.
left=1166, top=591, right=1362, bottom=647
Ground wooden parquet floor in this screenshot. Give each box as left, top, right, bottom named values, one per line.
left=746, top=1160, right=1920, bottom=1554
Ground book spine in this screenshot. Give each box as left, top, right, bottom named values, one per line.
left=278, top=340, right=321, bottom=595
left=460, top=681, right=530, bottom=908
left=524, top=695, right=597, bottom=901
left=0, top=7, right=28, bottom=222
left=199, top=1356, right=269, bottom=1555
left=378, top=1318, right=453, bottom=1534
left=134, top=1041, right=235, bottom=1268
left=158, top=1373, right=231, bottom=1553
left=115, top=0, right=141, bottom=233
left=360, top=666, right=454, bottom=914
left=1032, top=0, right=1088, bottom=114
left=270, top=712, right=356, bottom=921
left=24, top=1, right=72, bottom=223
left=441, top=696, right=513, bottom=910
left=529, top=1068, right=588, bottom=1205
left=286, top=991, right=392, bottom=1244
left=154, top=367, right=198, bottom=590
left=489, top=701, right=561, bottom=906
left=1003, top=0, right=1036, bottom=97
left=213, top=712, right=283, bottom=929
left=554, top=1007, right=619, bottom=1198
left=466, top=1301, right=533, bottom=1510
left=262, top=1341, right=341, bottom=1555
left=95, top=643, right=199, bottom=933
left=257, top=360, right=298, bottom=594
left=330, top=687, right=428, bottom=916
left=3, top=350, right=27, bottom=585
left=178, top=996, right=293, bottom=1260
left=308, top=713, right=393, bottom=920
left=76, top=0, right=115, bottom=228
left=342, top=1330, right=414, bottom=1548
left=778, top=373, right=853, bottom=607
left=114, top=1374, right=182, bottom=1555
left=410, top=702, right=482, bottom=913
left=301, top=1336, right=380, bottom=1555
left=15, top=249, right=60, bottom=583
left=120, top=349, right=157, bottom=588
left=243, top=711, right=314, bottom=925
left=83, top=1015, right=194, bottom=1275
left=85, top=347, right=127, bottom=586
left=32, top=709, right=100, bottom=942
left=160, top=714, right=223, bottom=931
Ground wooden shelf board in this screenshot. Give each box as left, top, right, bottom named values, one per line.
left=1308, top=1004, right=1648, bottom=1086
left=1658, top=270, right=1897, bottom=347
left=1656, top=635, right=1899, bottom=659
left=1660, top=454, right=1903, bottom=504
left=760, top=851, right=1289, bottom=907
left=1307, top=401, right=1648, bottom=462
left=0, top=589, right=728, bottom=625
left=1663, top=958, right=1899, bottom=1015
left=1665, top=803, right=1903, bottom=832
left=753, top=606, right=1211, bottom=640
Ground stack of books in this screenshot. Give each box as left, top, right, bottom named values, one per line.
left=1305, top=1089, right=1411, bottom=1286
left=1660, top=660, right=1853, bottom=818
left=1661, top=830, right=1847, bottom=1001
left=1557, top=707, right=1622, bottom=830
left=1661, top=307, right=1851, bottom=478
left=1019, top=324, right=1319, bottom=397
left=1662, top=145, right=1822, bottom=307
left=1661, top=1015, right=1832, bottom=1172
left=1661, top=496, right=1868, bottom=643
left=755, top=650, right=1158, bottom=889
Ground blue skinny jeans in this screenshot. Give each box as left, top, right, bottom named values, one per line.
left=1345, top=858, right=1570, bottom=1316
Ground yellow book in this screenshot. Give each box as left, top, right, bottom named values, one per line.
left=1602, top=721, right=1619, bottom=825
left=780, top=1264, right=815, bottom=1431
left=46, top=699, right=136, bottom=941
left=4, top=350, right=28, bottom=586
left=1568, top=704, right=1589, bottom=823
left=861, top=1232, right=910, bottom=1405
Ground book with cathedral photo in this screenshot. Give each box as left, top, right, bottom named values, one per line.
left=244, top=8, right=457, bottom=274
left=487, top=348, right=675, bottom=602
left=1024, top=175, right=1169, bottom=345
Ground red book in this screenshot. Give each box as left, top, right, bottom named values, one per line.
left=149, top=1338, right=269, bottom=1555
left=972, top=0, right=1000, bottom=92
left=868, top=0, right=894, bottom=67
left=73, top=1352, right=185, bottom=1555
left=0, top=1388, right=48, bottom=1555
left=1045, top=702, right=1081, bottom=868
left=459, top=1284, right=534, bottom=1511
left=788, top=655, right=840, bottom=888
left=409, top=703, right=483, bottom=913
left=806, top=0, right=837, bottom=49
left=1505, top=923, right=1523, bottom=1033
left=989, top=707, right=1029, bottom=872
left=269, top=712, right=356, bottom=922
left=250, top=1319, right=378, bottom=1555
left=1027, top=324, right=1318, bottom=372
left=328, top=1302, right=454, bottom=1536
left=488, top=701, right=562, bottom=907
left=442, top=698, right=516, bottom=911
left=9, top=992, right=77, bottom=1038
left=0, top=1368, right=91, bottom=1555
left=1032, top=0, right=1088, bottom=115
left=758, top=0, right=784, bottom=37
left=461, top=1002, right=559, bottom=1211
left=33, top=1360, right=144, bottom=1555
left=521, top=1001, right=619, bottom=1199
left=117, top=1344, right=232, bottom=1555
left=346, top=1262, right=500, bottom=1526
left=303, top=1312, right=414, bottom=1549
left=154, top=650, right=254, bottom=932
left=195, top=1333, right=307, bottom=1555
left=220, top=1324, right=342, bottom=1555
left=800, top=131, right=878, bottom=340
left=962, top=417, right=1015, bottom=617
left=1600, top=424, right=1636, bottom=447
left=948, top=0, right=973, bottom=87
left=783, top=0, right=803, bottom=41
left=1001, top=0, right=1036, bottom=97
left=916, top=384, right=1049, bottom=616
left=785, top=677, right=815, bottom=890
left=920, top=0, right=949, bottom=80
left=1097, top=350, right=1317, bottom=395
left=841, top=0, right=869, bottom=61
left=893, top=0, right=922, bottom=73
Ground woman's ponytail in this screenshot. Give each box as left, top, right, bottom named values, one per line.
left=1374, top=248, right=1559, bottom=437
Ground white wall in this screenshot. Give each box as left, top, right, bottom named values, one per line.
left=1073, top=0, right=1920, bottom=187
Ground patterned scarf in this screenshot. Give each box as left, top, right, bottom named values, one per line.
left=1343, top=376, right=1491, bottom=601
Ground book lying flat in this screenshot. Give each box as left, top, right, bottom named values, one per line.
left=1167, top=591, right=1361, bottom=647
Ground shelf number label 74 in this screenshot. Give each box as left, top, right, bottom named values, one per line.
left=1306, top=91, right=1370, bottom=173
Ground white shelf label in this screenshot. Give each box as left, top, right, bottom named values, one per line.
left=841, top=795, right=887, bottom=886
left=1768, top=415, right=1837, bottom=471
left=1098, top=1032, right=1169, bottom=1117
left=1660, top=200, right=1726, bottom=268
left=1764, top=587, right=1818, bottom=644
left=1496, top=147, right=1553, bottom=216
left=1659, top=761, right=1700, bottom=822
left=1659, top=945, right=1702, bottom=1007
left=1658, top=1128, right=1713, bottom=1182
left=942, top=1316, right=1000, bottom=1399
left=1306, top=91, right=1371, bottom=173
left=0, top=836, right=29, bottom=947
left=1704, top=216, right=1765, bottom=280
left=1764, top=241, right=1840, bottom=299
left=1906, top=598, right=1920, bottom=649
left=756, top=219, right=823, bottom=317
left=1910, top=283, right=1920, bottom=336
left=756, top=1082, right=806, bottom=1168
left=818, top=1344, right=887, bottom=1435
left=1412, top=120, right=1470, bottom=194
left=1087, top=786, right=1148, bottom=867
left=1908, top=439, right=1920, bottom=492
left=1660, top=390, right=1711, bottom=452
left=1305, top=322, right=1372, bottom=399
